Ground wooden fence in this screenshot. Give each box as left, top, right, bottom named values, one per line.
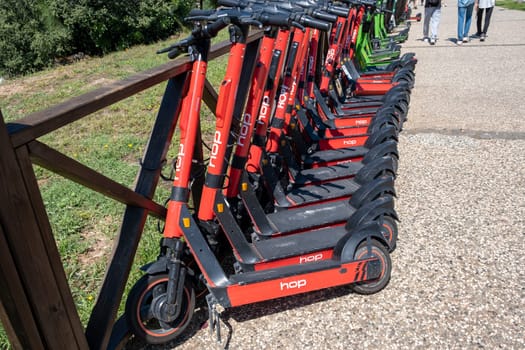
left=0, top=30, right=263, bottom=350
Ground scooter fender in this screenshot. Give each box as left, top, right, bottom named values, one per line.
left=389, top=102, right=409, bottom=122
left=373, top=99, right=409, bottom=124
left=392, top=76, right=415, bottom=91
left=392, top=67, right=416, bottom=82
left=141, top=256, right=195, bottom=277
left=385, top=60, right=403, bottom=72
left=385, top=56, right=417, bottom=72
left=346, top=196, right=398, bottom=231
left=385, top=84, right=412, bottom=97
left=333, top=222, right=388, bottom=262
left=399, top=52, right=417, bottom=65
left=375, top=105, right=404, bottom=125
left=380, top=93, right=410, bottom=113
left=364, top=125, right=398, bottom=149
left=383, top=89, right=411, bottom=107
left=350, top=176, right=396, bottom=208
left=368, top=115, right=400, bottom=135
left=355, top=156, right=396, bottom=184
left=362, top=140, right=399, bottom=165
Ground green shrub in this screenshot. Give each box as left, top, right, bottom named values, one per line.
left=50, top=0, right=193, bottom=54
left=0, top=0, right=194, bottom=77
left=0, top=0, right=71, bottom=76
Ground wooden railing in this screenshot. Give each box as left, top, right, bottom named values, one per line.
left=0, top=30, right=263, bottom=350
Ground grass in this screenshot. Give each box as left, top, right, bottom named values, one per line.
left=0, top=28, right=230, bottom=348
left=496, top=0, right=525, bottom=10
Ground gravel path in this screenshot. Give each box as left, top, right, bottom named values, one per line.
left=128, top=3, right=525, bottom=349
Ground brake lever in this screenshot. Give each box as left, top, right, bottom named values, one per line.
left=157, top=36, right=192, bottom=56
left=239, top=16, right=264, bottom=28
left=167, top=47, right=184, bottom=59
left=291, top=21, right=306, bottom=31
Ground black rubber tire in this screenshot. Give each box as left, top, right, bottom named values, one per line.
left=351, top=239, right=391, bottom=295
left=380, top=215, right=398, bottom=252
left=126, top=274, right=195, bottom=345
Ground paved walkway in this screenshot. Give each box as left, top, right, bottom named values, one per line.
left=391, top=3, right=525, bottom=348
left=139, top=4, right=525, bottom=349
left=403, top=1, right=525, bottom=136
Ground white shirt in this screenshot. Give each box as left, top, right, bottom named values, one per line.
left=478, top=0, right=495, bottom=9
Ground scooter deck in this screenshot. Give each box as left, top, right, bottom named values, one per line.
left=303, top=147, right=369, bottom=168
left=267, top=199, right=355, bottom=234
left=283, top=178, right=361, bottom=207
left=252, top=224, right=347, bottom=262
left=293, top=162, right=363, bottom=185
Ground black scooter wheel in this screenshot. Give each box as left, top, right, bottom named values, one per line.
left=126, top=274, right=195, bottom=344
left=351, top=239, right=391, bottom=295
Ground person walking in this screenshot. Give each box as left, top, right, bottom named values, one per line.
left=423, top=0, right=442, bottom=45
left=457, top=0, right=476, bottom=44
left=475, top=0, right=495, bottom=41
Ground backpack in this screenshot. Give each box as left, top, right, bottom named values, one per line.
left=427, top=0, right=440, bottom=6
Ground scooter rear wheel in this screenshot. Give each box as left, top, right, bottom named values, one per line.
left=351, top=239, right=391, bottom=295
left=126, top=274, right=195, bottom=344
left=380, top=215, right=398, bottom=252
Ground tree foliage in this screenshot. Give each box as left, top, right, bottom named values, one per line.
left=0, top=0, right=193, bottom=77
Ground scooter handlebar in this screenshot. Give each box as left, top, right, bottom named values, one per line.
left=158, top=18, right=232, bottom=59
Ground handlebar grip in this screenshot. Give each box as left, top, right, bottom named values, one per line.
left=258, top=13, right=292, bottom=27
left=218, top=0, right=247, bottom=7
left=338, top=0, right=374, bottom=6
left=187, top=9, right=216, bottom=17
left=157, top=45, right=173, bottom=54
left=300, top=16, right=331, bottom=31
left=312, top=10, right=338, bottom=23
left=204, top=17, right=231, bottom=37
left=158, top=37, right=192, bottom=56
left=328, top=5, right=351, bottom=17
left=361, top=0, right=378, bottom=7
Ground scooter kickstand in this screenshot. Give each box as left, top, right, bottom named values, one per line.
left=206, top=294, right=223, bottom=345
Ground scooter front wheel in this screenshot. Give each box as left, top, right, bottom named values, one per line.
left=351, top=239, right=391, bottom=295
left=126, top=274, right=195, bottom=344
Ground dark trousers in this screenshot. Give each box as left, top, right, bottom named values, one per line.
left=476, top=7, right=494, bottom=35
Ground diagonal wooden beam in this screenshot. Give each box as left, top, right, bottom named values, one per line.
left=28, top=140, right=167, bottom=219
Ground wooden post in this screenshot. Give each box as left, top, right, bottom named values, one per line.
left=0, top=225, right=43, bottom=350
left=0, top=110, right=88, bottom=349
